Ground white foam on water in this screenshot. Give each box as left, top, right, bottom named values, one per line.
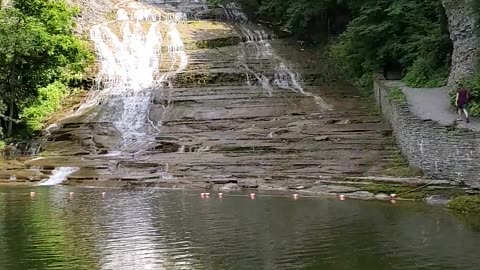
left=38, top=167, right=79, bottom=186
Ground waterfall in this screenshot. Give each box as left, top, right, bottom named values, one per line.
left=38, top=167, right=79, bottom=186
left=227, top=7, right=330, bottom=108
left=88, top=1, right=190, bottom=150
left=237, top=24, right=304, bottom=95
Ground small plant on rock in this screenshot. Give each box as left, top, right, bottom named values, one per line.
left=448, top=195, right=480, bottom=214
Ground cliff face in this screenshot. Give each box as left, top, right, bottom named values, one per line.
left=67, top=0, right=121, bottom=34
left=442, top=0, right=478, bottom=84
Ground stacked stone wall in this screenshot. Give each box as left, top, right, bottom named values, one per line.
left=375, top=80, right=480, bottom=187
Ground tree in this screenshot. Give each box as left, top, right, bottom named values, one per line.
left=0, top=0, right=92, bottom=137
left=330, top=0, right=451, bottom=88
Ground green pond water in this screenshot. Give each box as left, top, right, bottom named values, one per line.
left=0, top=187, right=479, bottom=270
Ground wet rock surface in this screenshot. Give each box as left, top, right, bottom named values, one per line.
left=0, top=0, right=462, bottom=200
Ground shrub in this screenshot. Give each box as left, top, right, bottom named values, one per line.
left=403, top=57, right=448, bottom=88
left=456, top=73, right=480, bottom=117
left=387, top=87, right=407, bottom=104
left=20, top=82, right=68, bottom=131
left=448, top=195, right=480, bottom=214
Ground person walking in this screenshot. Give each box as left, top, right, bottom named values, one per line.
left=456, top=83, right=470, bottom=123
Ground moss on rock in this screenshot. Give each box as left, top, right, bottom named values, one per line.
left=362, top=183, right=428, bottom=200
left=197, top=36, right=241, bottom=49
left=386, top=87, right=407, bottom=104
left=448, top=195, right=480, bottom=214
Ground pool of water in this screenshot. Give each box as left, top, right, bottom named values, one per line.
left=0, top=187, right=479, bottom=270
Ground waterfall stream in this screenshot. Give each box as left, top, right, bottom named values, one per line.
left=58, top=0, right=324, bottom=155
left=38, top=167, right=79, bottom=186
left=87, top=1, right=189, bottom=150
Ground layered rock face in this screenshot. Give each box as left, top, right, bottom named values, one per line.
left=4, top=0, right=404, bottom=189
left=442, top=0, right=478, bottom=84
left=66, top=0, right=122, bottom=34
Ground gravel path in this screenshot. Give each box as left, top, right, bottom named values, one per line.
left=401, top=84, right=480, bottom=131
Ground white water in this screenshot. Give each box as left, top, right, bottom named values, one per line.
left=87, top=1, right=190, bottom=149
left=229, top=8, right=331, bottom=108
left=38, top=167, right=79, bottom=186
left=71, top=0, right=326, bottom=154
left=237, top=25, right=304, bottom=94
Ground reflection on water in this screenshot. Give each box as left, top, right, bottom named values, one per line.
left=0, top=187, right=479, bottom=270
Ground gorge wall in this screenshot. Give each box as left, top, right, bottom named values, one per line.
left=441, top=0, right=479, bottom=84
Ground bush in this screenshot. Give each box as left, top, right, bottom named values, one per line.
left=387, top=87, right=407, bottom=104
left=448, top=195, right=480, bottom=214
left=457, top=74, right=480, bottom=117
left=20, top=82, right=68, bottom=131
left=0, top=0, right=93, bottom=138
left=329, top=0, right=451, bottom=89
left=403, top=57, right=448, bottom=88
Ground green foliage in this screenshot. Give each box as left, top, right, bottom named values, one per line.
left=20, top=82, right=67, bottom=131
left=384, top=148, right=423, bottom=177
left=330, top=0, right=451, bottom=89
left=0, top=0, right=93, bottom=137
left=403, top=57, right=448, bottom=87
left=387, top=87, right=407, bottom=104
left=457, top=74, right=480, bottom=117
left=208, top=0, right=452, bottom=89
left=448, top=195, right=480, bottom=214
left=208, top=0, right=338, bottom=40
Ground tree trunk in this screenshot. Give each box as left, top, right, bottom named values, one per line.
left=6, top=92, right=14, bottom=137
left=6, top=59, right=17, bottom=138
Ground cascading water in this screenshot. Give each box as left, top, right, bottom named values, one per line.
left=88, top=1, right=190, bottom=151
left=38, top=167, right=79, bottom=186
left=226, top=5, right=330, bottom=107
left=237, top=24, right=305, bottom=95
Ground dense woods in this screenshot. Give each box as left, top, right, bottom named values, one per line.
left=213, top=0, right=453, bottom=90
left=0, top=0, right=92, bottom=144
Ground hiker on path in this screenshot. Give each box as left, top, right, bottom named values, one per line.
left=456, top=83, right=470, bottom=123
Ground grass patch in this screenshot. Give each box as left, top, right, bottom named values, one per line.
left=363, top=183, right=426, bottom=200
left=387, top=87, right=407, bottom=104
left=384, top=146, right=423, bottom=178
left=448, top=195, right=480, bottom=214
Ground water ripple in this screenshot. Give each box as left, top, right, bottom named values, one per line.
left=0, top=188, right=480, bottom=270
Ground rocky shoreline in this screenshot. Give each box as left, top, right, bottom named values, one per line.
left=1, top=169, right=469, bottom=206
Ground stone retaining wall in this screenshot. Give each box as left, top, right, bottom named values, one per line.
left=374, top=80, right=480, bottom=188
